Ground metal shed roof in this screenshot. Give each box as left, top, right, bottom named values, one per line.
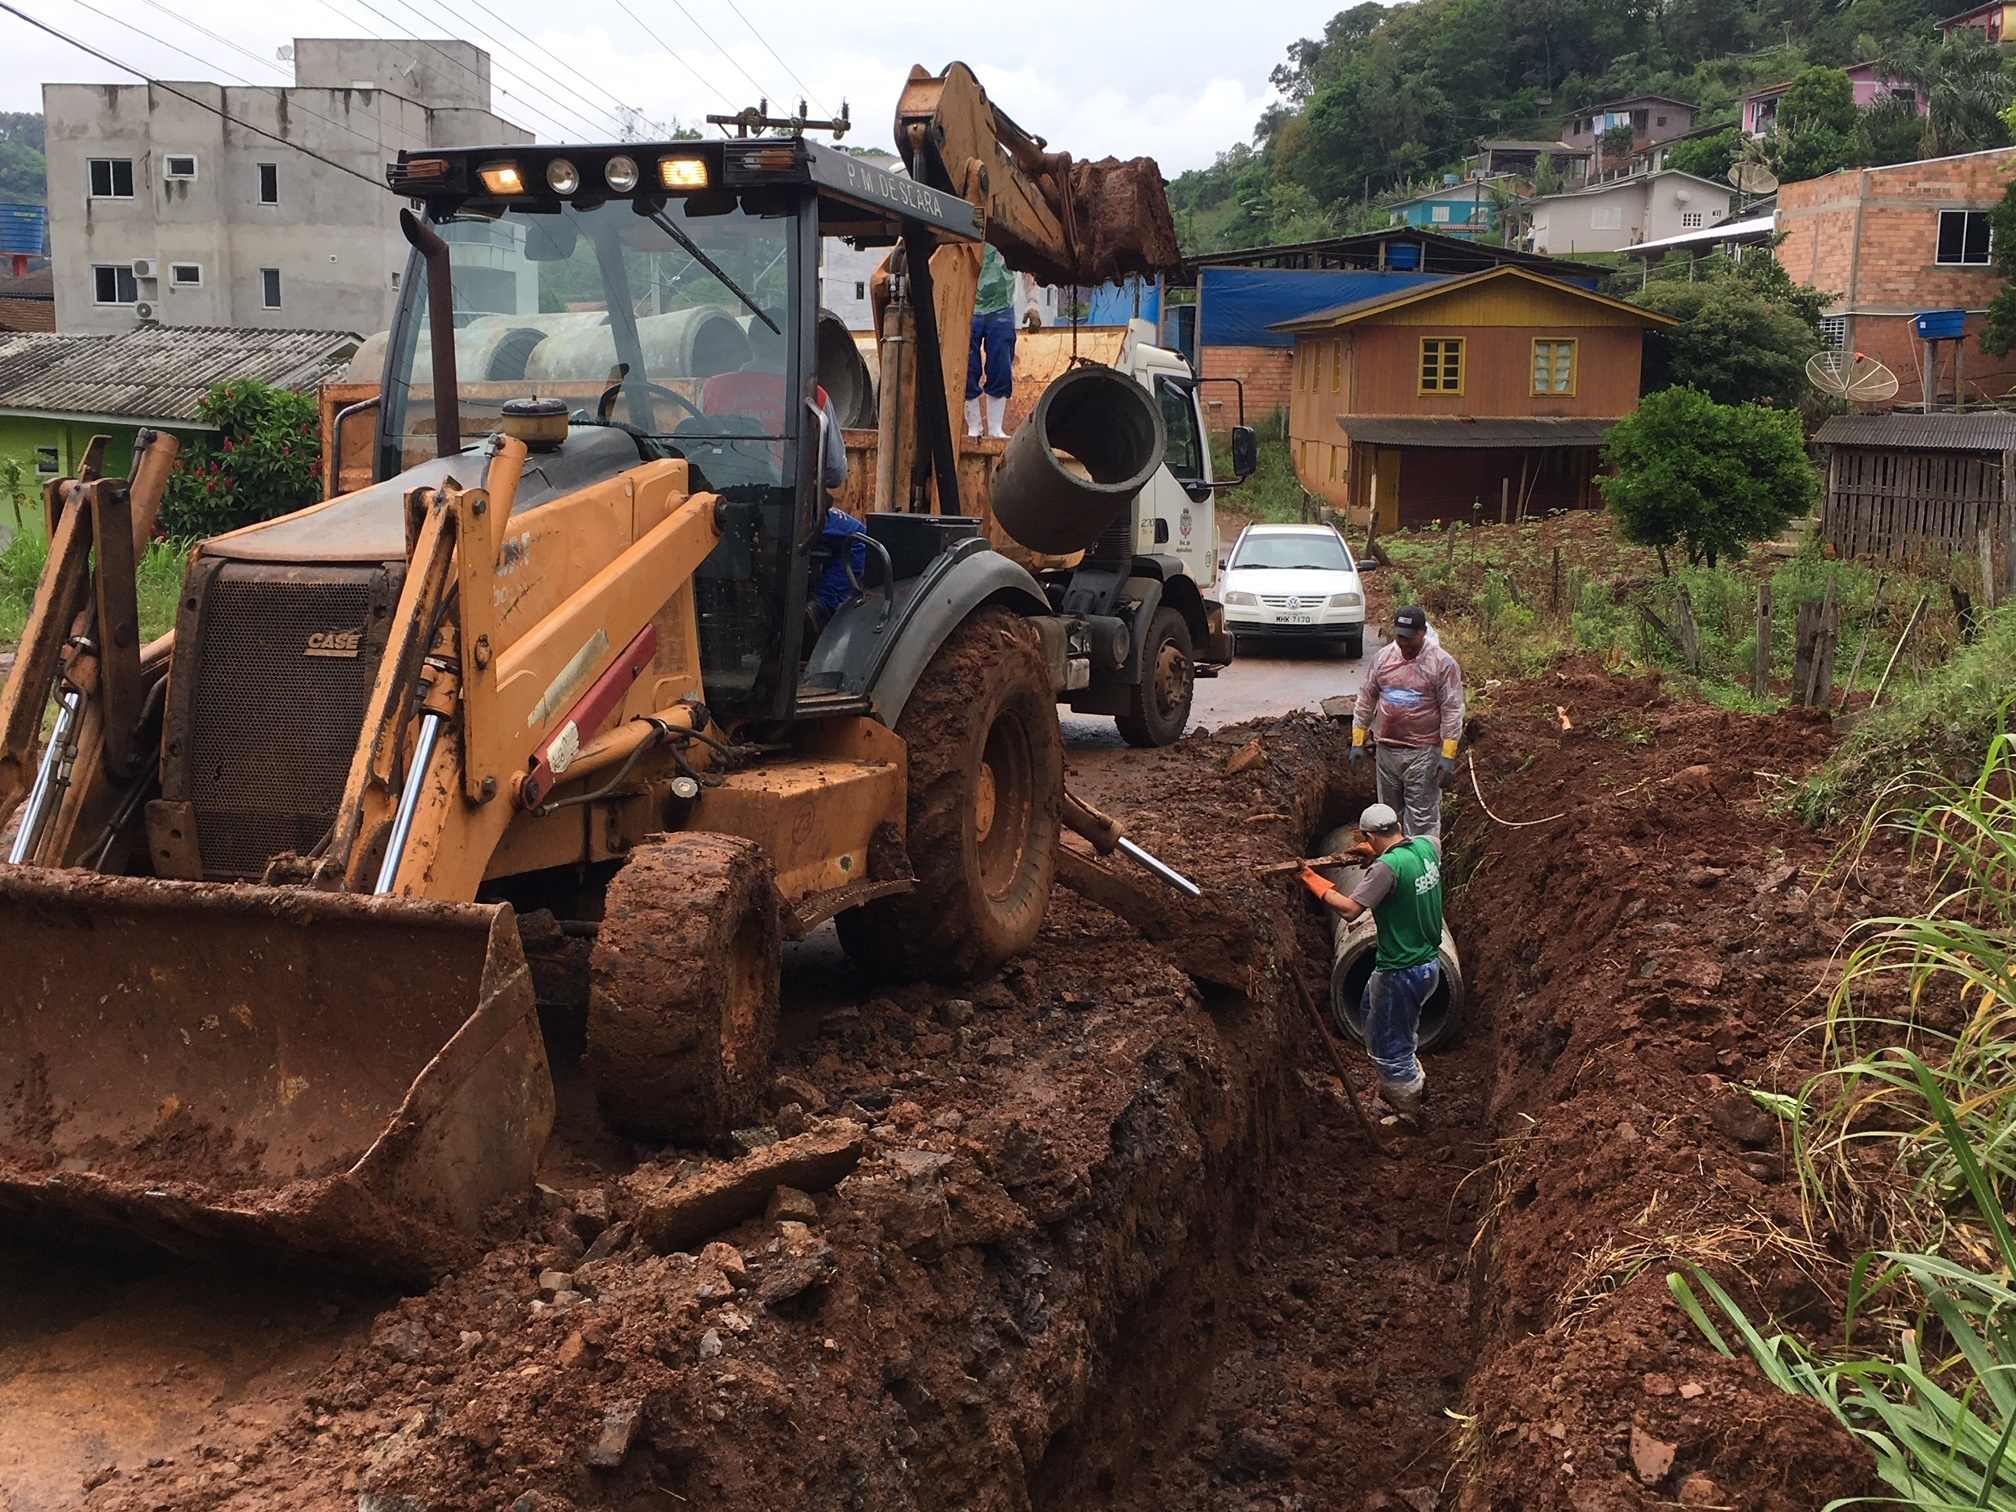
left=1336, top=416, right=1615, bottom=447
left=0, top=326, right=361, bottom=426
left=1813, top=412, right=2016, bottom=453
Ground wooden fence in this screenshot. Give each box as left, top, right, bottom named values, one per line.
left=1822, top=445, right=2013, bottom=565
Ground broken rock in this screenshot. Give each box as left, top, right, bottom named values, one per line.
left=637, top=1125, right=865, bottom=1254
left=583, top=1398, right=643, bottom=1469
left=1224, top=737, right=1268, bottom=776
left=1629, top=1426, right=1676, bottom=1485
left=1216, top=1426, right=1291, bottom=1482
left=765, top=1185, right=820, bottom=1224
left=1677, top=1473, right=1724, bottom=1506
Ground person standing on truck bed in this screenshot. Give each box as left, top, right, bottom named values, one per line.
left=1299, top=802, right=1443, bottom=1125
left=1349, top=605, right=1463, bottom=842
left=965, top=244, right=1040, bottom=440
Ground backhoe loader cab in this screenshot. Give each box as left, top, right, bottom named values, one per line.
left=0, top=135, right=1071, bottom=1274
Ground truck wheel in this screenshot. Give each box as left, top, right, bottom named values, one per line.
left=586, top=833, right=780, bottom=1143
left=837, top=607, right=1061, bottom=981
left=1115, top=607, right=1195, bottom=748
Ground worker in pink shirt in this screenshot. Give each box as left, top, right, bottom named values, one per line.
left=1349, top=605, right=1464, bottom=842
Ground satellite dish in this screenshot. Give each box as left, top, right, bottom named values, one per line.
left=276, top=43, right=295, bottom=62
left=1730, top=161, right=1779, bottom=194
left=1808, top=350, right=1900, bottom=403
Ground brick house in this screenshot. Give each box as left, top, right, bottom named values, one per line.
left=1273, top=266, right=1674, bottom=528
left=1774, top=147, right=2016, bottom=407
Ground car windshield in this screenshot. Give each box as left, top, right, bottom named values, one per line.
left=1232, top=532, right=1351, bottom=571
left=382, top=193, right=796, bottom=476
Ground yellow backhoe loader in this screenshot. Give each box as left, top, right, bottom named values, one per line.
left=0, top=67, right=1188, bottom=1275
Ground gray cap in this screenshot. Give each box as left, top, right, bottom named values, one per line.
left=1360, top=802, right=1401, bottom=833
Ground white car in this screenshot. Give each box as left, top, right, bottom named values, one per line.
left=1219, top=523, right=1366, bottom=658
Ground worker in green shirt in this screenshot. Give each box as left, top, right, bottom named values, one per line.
left=1299, top=802, right=1444, bottom=1126
left=966, top=243, right=1039, bottom=439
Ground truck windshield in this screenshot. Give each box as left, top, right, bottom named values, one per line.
left=382, top=194, right=797, bottom=478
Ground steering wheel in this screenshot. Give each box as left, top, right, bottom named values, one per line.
left=597, top=379, right=702, bottom=426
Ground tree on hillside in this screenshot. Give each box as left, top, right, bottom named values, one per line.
left=1977, top=173, right=2016, bottom=356
left=1885, top=27, right=2014, bottom=158
left=1667, top=125, right=1742, bottom=184
left=0, top=112, right=44, bottom=206
left=1599, top=386, right=1817, bottom=571
left=1631, top=249, right=1825, bottom=410
left=1599, top=121, right=1636, bottom=172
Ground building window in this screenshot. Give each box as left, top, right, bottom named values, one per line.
left=88, top=158, right=135, bottom=199
left=1681, top=211, right=1704, bottom=229
left=260, top=267, right=282, bottom=308
left=92, top=264, right=138, bottom=304
left=258, top=163, right=279, bottom=204
left=162, top=154, right=198, bottom=180
left=1820, top=315, right=1847, bottom=349
left=1328, top=445, right=1339, bottom=481
left=1331, top=339, right=1343, bottom=393
left=1430, top=204, right=1451, bottom=223
left=1532, top=338, right=1577, bottom=395
left=1656, top=115, right=1667, bottom=126
left=1419, top=337, right=1463, bottom=394
left=34, top=446, right=57, bottom=476
left=853, top=280, right=865, bottom=300
left=1591, top=206, right=1622, bottom=230
left=1937, top=209, right=1993, bottom=265
left=169, top=262, right=202, bottom=287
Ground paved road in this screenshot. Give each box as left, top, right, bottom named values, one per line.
left=1062, top=630, right=1390, bottom=749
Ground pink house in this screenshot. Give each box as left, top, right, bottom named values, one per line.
left=1741, top=62, right=1928, bottom=136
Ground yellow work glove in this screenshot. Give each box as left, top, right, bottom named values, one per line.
left=1349, top=726, right=1368, bottom=763
left=1439, top=738, right=1459, bottom=789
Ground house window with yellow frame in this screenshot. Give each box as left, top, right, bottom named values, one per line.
left=1532, top=338, right=1577, bottom=395
left=1419, top=337, right=1463, bottom=394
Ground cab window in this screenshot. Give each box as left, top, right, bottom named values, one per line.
left=1156, top=375, right=1203, bottom=483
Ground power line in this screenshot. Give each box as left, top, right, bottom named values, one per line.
left=0, top=1, right=387, bottom=187
left=430, top=0, right=671, bottom=138
left=716, top=0, right=832, bottom=118
left=657, top=0, right=785, bottom=109
left=364, top=0, right=633, bottom=139
left=608, top=0, right=746, bottom=114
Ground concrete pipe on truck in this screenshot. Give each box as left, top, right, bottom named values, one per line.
left=991, top=364, right=1165, bottom=555
left=1315, top=825, right=1467, bottom=1052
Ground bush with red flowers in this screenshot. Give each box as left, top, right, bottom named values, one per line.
left=159, top=380, right=321, bottom=539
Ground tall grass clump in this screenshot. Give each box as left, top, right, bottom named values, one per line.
left=1671, top=728, right=2016, bottom=1507
left=0, top=529, right=186, bottom=646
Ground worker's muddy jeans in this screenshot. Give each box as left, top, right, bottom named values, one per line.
left=1361, top=959, right=1440, bottom=1093
left=1375, top=741, right=1442, bottom=842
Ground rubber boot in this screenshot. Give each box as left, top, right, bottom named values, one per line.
left=984, top=394, right=1009, bottom=439
left=1377, top=1075, right=1427, bottom=1130
left=964, top=397, right=982, bottom=438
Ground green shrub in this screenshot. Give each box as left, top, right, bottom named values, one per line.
left=159, top=380, right=321, bottom=539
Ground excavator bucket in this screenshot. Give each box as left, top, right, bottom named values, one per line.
left=0, top=872, right=553, bottom=1278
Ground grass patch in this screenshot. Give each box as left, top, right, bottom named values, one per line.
left=1210, top=415, right=1316, bottom=526
left=1671, top=733, right=2016, bottom=1508
left=0, top=529, right=189, bottom=647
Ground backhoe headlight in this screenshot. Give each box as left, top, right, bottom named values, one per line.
left=603, top=155, right=639, bottom=192
left=545, top=158, right=581, bottom=195
left=477, top=161, right=525, bottom=195
left=1328, top=591, right=1363, bottom=609
left=1224, top=590, right=1259, bottom=607
left=659, top=156, right=709, bottom=190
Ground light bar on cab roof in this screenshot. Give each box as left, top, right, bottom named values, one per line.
left=477, top=161, right=525, bottom=195
left=659, top=157, right=709, bottom=190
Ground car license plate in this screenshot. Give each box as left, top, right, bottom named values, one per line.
left=1277, top=613, right=1312, bottom=625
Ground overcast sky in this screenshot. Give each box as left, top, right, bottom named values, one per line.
left=2, top=0, right=1336, bottom=175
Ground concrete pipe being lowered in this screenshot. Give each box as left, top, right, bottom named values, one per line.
left=1315, top=825, right=1468, bottom=1053
left=991, top=364, right=1167, bottom=556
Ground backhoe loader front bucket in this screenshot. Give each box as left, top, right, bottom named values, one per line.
left=0, top=872, right=553, bottom=1278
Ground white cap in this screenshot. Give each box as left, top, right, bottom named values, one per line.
left=1359, top=803, right=1401, bottom=833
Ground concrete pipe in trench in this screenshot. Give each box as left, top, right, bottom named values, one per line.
left=1316, top=825, right=1468, bottom=1053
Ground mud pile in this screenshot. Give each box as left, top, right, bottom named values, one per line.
left=84, top=719, right=1363, bottom=1512
left=1452, top=662, right=1878, bottom=1510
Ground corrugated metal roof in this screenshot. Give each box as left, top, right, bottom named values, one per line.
left=1813, top=411, right=2016, bottom=452
left=0, top=326, right=361, bottom=424
left=1336, top=415, right=1614, bottom=447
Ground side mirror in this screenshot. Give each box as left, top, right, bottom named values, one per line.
left=1229, top=424, right=1258, bottom=481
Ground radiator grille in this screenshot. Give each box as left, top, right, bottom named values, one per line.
left=183, top=565, right=389, bottom=880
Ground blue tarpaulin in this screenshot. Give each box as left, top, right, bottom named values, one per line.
left=1197, top=267, right=1441, bottom=348
left=1086, top=276, right=1159, bottom=326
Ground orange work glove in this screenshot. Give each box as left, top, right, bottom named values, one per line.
left=1298, top=865, right=1337, bottom=903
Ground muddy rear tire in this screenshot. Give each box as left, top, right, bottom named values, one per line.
left=586, top=833, right=780, bottom=1143
left=837, top=607, right=1062, bottom=982
left=1115, top=606, right=1194, bottom=748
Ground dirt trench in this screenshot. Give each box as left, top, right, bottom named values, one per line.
left=14, top=668, right=1898, bottom=1510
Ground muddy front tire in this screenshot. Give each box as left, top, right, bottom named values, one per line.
left=1115, top=606, right=1195, bottom=748
left=586, top=833, right=780, bottom=1143
left=838, top=607, right=1062, bottom=982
